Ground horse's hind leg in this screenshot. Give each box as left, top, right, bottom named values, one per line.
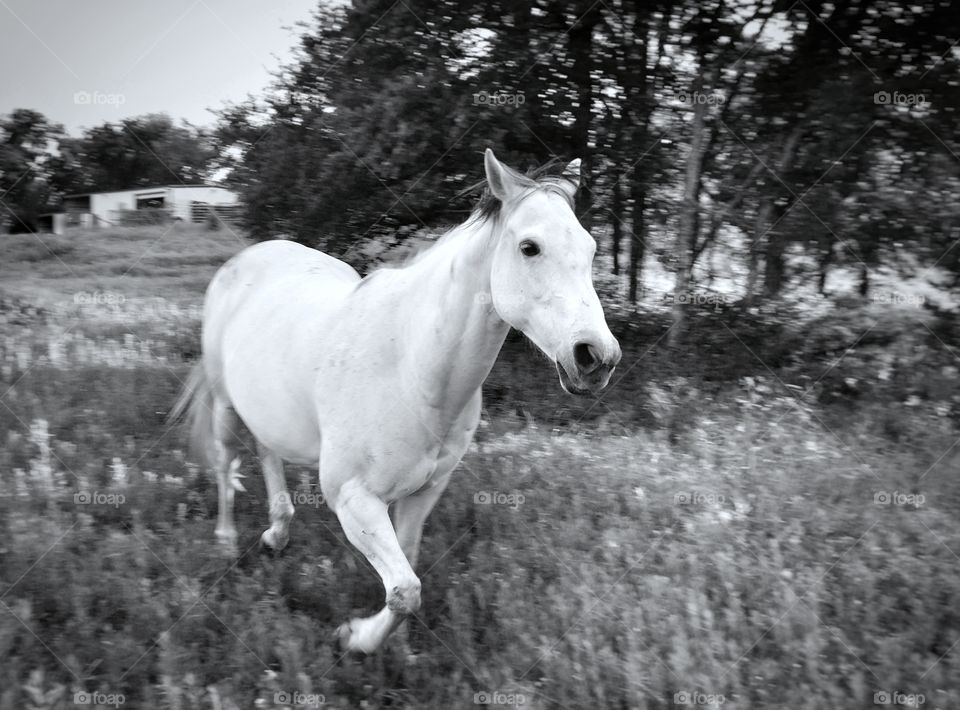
left=258, top=441, right=294, bottom=551
left=212, top=397, right=242, bottom=553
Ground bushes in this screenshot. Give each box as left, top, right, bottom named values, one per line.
left=116, top=208, right=174, bottom=226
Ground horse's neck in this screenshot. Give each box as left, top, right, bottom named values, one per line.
left=401, top=218, right=510, bottom=412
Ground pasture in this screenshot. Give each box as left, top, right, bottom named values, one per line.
left=1, top=225, right=958, bottom=709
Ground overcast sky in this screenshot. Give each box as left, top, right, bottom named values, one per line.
left=0, top=0, right=319, bottom=134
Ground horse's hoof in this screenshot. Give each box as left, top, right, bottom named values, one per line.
left=214, top=531, right=239, bottom=557
left=259, top=529, right=288, bottom=555
left=333, top=622, right=354, bottom=653
left=334, top=620, right=375, bottom=656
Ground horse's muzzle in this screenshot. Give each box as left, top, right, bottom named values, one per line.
left=556, top=340, right=621, bottom=395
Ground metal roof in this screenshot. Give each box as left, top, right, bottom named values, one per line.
left=63, top=184, right=233, bottom=199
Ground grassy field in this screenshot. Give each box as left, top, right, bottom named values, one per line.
left=1, top=225, right=958, bottom=709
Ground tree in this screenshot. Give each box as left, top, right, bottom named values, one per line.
left=218, top=0, right=615, bottom=252
left=57, top=114, right=215, bottom=195
left=0, top=109, right=63, bottom=232
left=217, top=0, right=960, bottom=321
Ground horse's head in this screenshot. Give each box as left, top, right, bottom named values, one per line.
left=484, top=149, right=621, bottom=395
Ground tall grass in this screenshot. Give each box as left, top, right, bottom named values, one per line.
left=0, top=227, right=957, bottom=708
left=0, top=225, right=243, bottom=304
left=0, top=313, right=956, bottom=708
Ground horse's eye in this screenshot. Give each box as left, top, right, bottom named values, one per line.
left=520, top=240, right=541, bottom=257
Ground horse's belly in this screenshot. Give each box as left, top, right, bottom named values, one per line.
left=224, top=358, right=321, bottom=464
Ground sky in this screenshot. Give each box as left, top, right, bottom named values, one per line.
left=0, top=0, right=320, bottom=135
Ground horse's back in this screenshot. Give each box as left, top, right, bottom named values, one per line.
left=207, top=239, right=354, bottom=312
left=205, top=241, right=347, bottom=351
left=211, top=240, right=358, bottom=297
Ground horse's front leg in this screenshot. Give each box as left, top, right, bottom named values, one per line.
left=393, top=471, right=452, bottom=569
left=331, top=479, right=420, bottom=653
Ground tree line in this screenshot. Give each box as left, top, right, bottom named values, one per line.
left=219, top=0, right=960, bottom=308
left=0, top=111, right=213, bottom=230
left=4, top=0, right=959, bottom=319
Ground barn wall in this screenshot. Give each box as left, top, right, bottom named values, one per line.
left=167, top=187, right=239, bottom=221
left=90, top=190, right=133, bottom=225
left=71, top=186, right=239, bottom=227
left=89, top=188, right=167, bottom=225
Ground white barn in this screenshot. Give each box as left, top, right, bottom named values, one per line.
left=57, top=184, right=240, bottom=231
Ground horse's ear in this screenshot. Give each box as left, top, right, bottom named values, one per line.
left=562, top=158, right=581, bottom=189
left=484, top=148, right=518, bottom=202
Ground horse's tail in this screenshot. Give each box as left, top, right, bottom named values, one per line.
left=168, top=361, right=217, bottom=470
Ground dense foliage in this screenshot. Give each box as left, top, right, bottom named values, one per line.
left=0, top=226, right=958, bottom=708
left=214, top=0, right=960, bottom=312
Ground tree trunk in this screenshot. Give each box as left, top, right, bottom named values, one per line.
left=817, top=236, right=833, bottom=294
left=629, top=186, right=645, bottom=302
left=568, top=4, right=599, bottom=230
left=858, top=240, right=876, bottom=296
left=744, top=220, right=760, bottom=304
left=612, top=176, right=623, bottom=276
left=753, top=125, right=803, bottom=298
left=620, top=6, right=658, bottom=303
left=763, top=218, right=786, bottom=297
left=670, top=74, right=707, bottom=347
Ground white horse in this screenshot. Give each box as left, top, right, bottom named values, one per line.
left=171, top=149, right=621, bottom=653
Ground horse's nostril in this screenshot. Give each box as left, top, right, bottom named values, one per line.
left=573, top=342, right=602, bottom=374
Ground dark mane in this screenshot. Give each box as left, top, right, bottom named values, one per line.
left=358, top=157, right=579, bottom=278
left=459, top=157, right=577, bottom=225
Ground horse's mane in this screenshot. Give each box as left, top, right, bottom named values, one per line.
left=399, top=157, right=577, bottom=267
left=355, top=157, right=578, bottom=284
left=463, top=157, right=576, bottom=225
